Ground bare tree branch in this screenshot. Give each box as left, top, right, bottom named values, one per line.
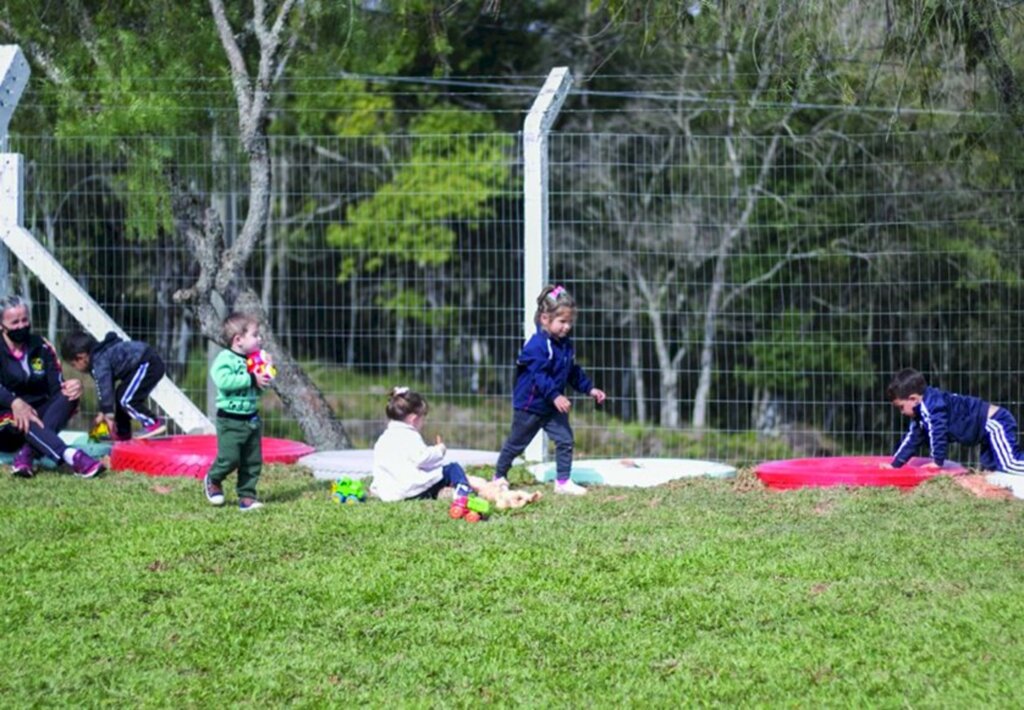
left=0, top=19, right=68, bottom=85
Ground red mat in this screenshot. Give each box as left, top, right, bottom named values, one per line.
left=110, top=435, right=315, bottom=479
left=755, top=456, right=967, bottom=490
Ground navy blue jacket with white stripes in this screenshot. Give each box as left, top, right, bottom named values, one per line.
left=891, top=385, right=989, bottom=468
left=89, top=332, right=152, bottom=416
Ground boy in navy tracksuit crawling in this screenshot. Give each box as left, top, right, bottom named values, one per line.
left=885, top=367, right=1024, bottom=473
left=493, top=284, right=606, bottom=495
left=62, top=331, right=167, bottom=441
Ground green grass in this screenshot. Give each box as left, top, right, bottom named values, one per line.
left=2, top=465, right=1023, bottom=706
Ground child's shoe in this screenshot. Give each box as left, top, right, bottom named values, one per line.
left=449, top=483, right=471, bottom=519
left=11, top=445, right=34, bottom=478
left=70, top=450, right=105, bottom=479
left=239, top=497, right=264, bottom=511
left=491, top=475, right=510, bottom=490
left=138, top=418, right=167, bottom=440
left=204, top=474, right=226, bottom=506
left=553, top=479, right=587, bottom=496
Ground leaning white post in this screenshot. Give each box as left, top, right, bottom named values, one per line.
left=0, top=45, right=28, bottom=297
left=522, top=67, right=573, bottom=465
left=0, top=45, right=213, bottom=434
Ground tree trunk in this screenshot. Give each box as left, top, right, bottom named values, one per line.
left=628, top=310, right=646, bottom=425
left=171, top=178, right=351, bottom=450
left=171, top=0, right=350, bottom=449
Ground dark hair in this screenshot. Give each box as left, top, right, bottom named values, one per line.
left=221, top=312, right=259, bottom=347
left=385, top=387, right=428, bottom=421
left=885, top=368, right=927, bottom=400
left=534, top=284, right=576, bottom=324
left=60, top=331, right=99, bottom=362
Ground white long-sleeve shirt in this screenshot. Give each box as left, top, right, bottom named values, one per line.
left=370, top=420, right=447, bottom=501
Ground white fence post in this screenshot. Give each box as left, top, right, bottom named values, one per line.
left=0, top=45, right=213, bottom=434
left=522, top=67, right=573, bottom=464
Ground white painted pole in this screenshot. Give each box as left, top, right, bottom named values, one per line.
left=0, top=45, right=213, bottom=434
left=522, top=67, right=573, bottom=464
left=0, top=45, right=29, bottom=298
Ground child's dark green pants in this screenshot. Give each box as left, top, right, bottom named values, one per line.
left=207, top=415, right=263, bottom=500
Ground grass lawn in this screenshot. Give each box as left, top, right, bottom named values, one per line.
left=2, top=464, right=1023, bottom=706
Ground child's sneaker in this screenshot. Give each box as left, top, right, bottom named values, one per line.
left=553, top=479, right=587, bottom=496
left=239, top=497, right=264, bottom=511
left=70, top=450, right=105, bottom=479
left=204, top=474, right=225, bottom=506
left=11, top=445, right=34, bottom=478
left=138, top=418, right=167, bottom=440
left=491, top=476, right=510, bottom=490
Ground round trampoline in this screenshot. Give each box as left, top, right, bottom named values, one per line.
left=297, top=448, right=511, bottom=481
left=755, top=455, right=966, bottom=490
left=111, top=435, right=314, bottom=478
left=528, top=458, right=736, bottom=488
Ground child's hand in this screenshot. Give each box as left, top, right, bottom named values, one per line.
left=553, top=395, right=571, bottom=413
left=61, top=379, right=82, bottom=401
left=435, top=435, right=446, bottom=456
left=590, top=388, right=606, bottom=405
left=255, top=370, right=273, bottom=389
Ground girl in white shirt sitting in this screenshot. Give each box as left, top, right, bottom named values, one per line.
left=371, top=386, right=473, bottom=507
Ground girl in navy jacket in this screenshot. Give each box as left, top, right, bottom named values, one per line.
left=493, top=285, right=606, bottom=495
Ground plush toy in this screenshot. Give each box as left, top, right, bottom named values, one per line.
left=471, top=476, right=544, bottom=510
left=246, top=349, right=278, bottom=379
left=494, top=488, right=544, bottom=510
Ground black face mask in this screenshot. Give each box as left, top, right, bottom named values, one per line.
left=6, top=326, right=30, bottom=344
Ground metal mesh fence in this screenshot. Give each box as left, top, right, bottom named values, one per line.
left=8, top=80, right=1024, bottom=466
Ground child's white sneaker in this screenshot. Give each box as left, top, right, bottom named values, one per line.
left=553, top=479, right=587, bottom=496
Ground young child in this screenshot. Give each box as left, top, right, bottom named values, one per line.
left=493, top=284, right=606, bottom=495
left=371, top=387, right=475, bottom=510
left=61, top=330, right=167, bottom=441
left=202, top=313, right=273, bottom=511
left=885, top=367, right=1024, bottom=473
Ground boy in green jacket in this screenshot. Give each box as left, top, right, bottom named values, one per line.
left=202, top=313, right=274, bottom=511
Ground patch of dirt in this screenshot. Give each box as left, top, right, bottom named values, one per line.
left=954, top=475, right=1013, bottom=500
left=813, top=500, right=835, bottom=516
left=731, top=467, right=764, bottom=493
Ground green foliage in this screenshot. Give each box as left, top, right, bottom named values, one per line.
left=739, top=310, right=874, bottom=396
left=5, top=1, right=227, bottom=244
left=327, top=107, right=511, bottom=280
